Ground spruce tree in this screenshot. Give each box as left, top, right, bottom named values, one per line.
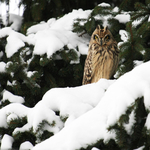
left=1, top=1, right=150, bottom=149
left=118, top=0, right=150, bottom=76
left=0, top=2, right=124, bottom=149
left=74, top=1, right=150, bottom=149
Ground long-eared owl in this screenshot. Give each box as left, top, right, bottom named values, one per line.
left=82, top=25, right=119, bottom=85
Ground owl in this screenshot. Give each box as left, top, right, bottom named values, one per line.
left=82, top=25, right=119, bottom=85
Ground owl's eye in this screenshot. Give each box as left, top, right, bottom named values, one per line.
left=105, top=35, right=110, bottom=40
left=93, top=35, right=98, bottom=40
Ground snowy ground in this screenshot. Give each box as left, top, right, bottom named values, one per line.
left=0, top=2, right=150, bottom=150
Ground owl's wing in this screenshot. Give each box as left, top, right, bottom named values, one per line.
left=82, top=51, right=93, bottom=85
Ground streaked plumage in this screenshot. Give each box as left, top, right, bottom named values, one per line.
left=82, top=25, right=119, bottom=85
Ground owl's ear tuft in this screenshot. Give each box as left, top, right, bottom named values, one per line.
left=104, top=26, right=108, bottom=31
left=96, top=25, right=101, bottom=30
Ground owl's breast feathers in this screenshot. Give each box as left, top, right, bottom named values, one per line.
left=92, top=42, right=119, bottom=82
left=82, top=42, right=119, bottom=85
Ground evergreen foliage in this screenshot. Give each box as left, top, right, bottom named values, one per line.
left=0, top=0, right=150, bottom=149
left=118, top=22, right=144, bottom=76
left=0, top=42, right=84, bottom=107
left=108, top=97, right=147, bottom=150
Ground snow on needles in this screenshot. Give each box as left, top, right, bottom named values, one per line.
left=2, top=14, right=23, bottom=31
left=1, top=4, right=150, bottom=150
left=0, top=7, right=131, bottom=59
left=31, top=61, right=150, bottom=150
left=28, top=9, right=91, bottom=57
left=0, top=27, right=34, bottom=58
left=1, top=134, right=14, bottom=149
left=0, top=9, right=91, bottom=58
left=2, top=90, right=24, bottom=103
left=0, top=62, right=6, bottom=72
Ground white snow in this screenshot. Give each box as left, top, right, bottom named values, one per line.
left=119, top=30, right=128, bottom=42
left=33, top=29, right=67, bottom=57
left=92, top=148, right=100, bottom=150
left=0, top=62, right=6, bottom=72
left=2, top=90, right=24, bottom=103
left=2, top=14, right=23, bottom=31
left=0, top=0, right=24, bottom=16
left=13, top=123, right=32, bottom=137
left=115, top=13, right=130, bottom=23
left=27, top=101, right=63, bottom=134
left=132, top=17, right=143, bottom=27
left=7, top=113, right=19, bottom=124
left=0, top=9, right=90, bottom=59
left=27, top=9, right=91, bottom=57
left=134, top=146, right=145, bottom=150
left=6, top=30, right=25, bottom=57
left=134, top=60, right=143, bottom=67
left=113, top=7, right=119, bottom=13
left=27, top=71, right=38, bottom=78
left=118, top=30, right=129, bottom=48
left=0, top=27, right=34, bottom=58
left=0, top=4, right=131, bottom=60
left=47, top=9, right=91, bottom=31
left=0, top=27, right=12, bottom=38
left=10, top=79, right=114, bottom=142
left=40, top=79, right=114, bottom=126
left=98, top=3, right=111, bottom=7
left=148, top=16, right=150, bottom=22
left=0, top=103, right=29, bottom=128
left=0, top=3, right=150, bottom=150
left=5, top=29, right=34, bottom=57
left=1, top=134, right=14, bottom=149
left=123, top=110, right=135, bottom=135
left=19, top=141, right=33, bottom=150
left=31, top=61, right=150, bottom=150
left=26, top=21, right=49, bottom=34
